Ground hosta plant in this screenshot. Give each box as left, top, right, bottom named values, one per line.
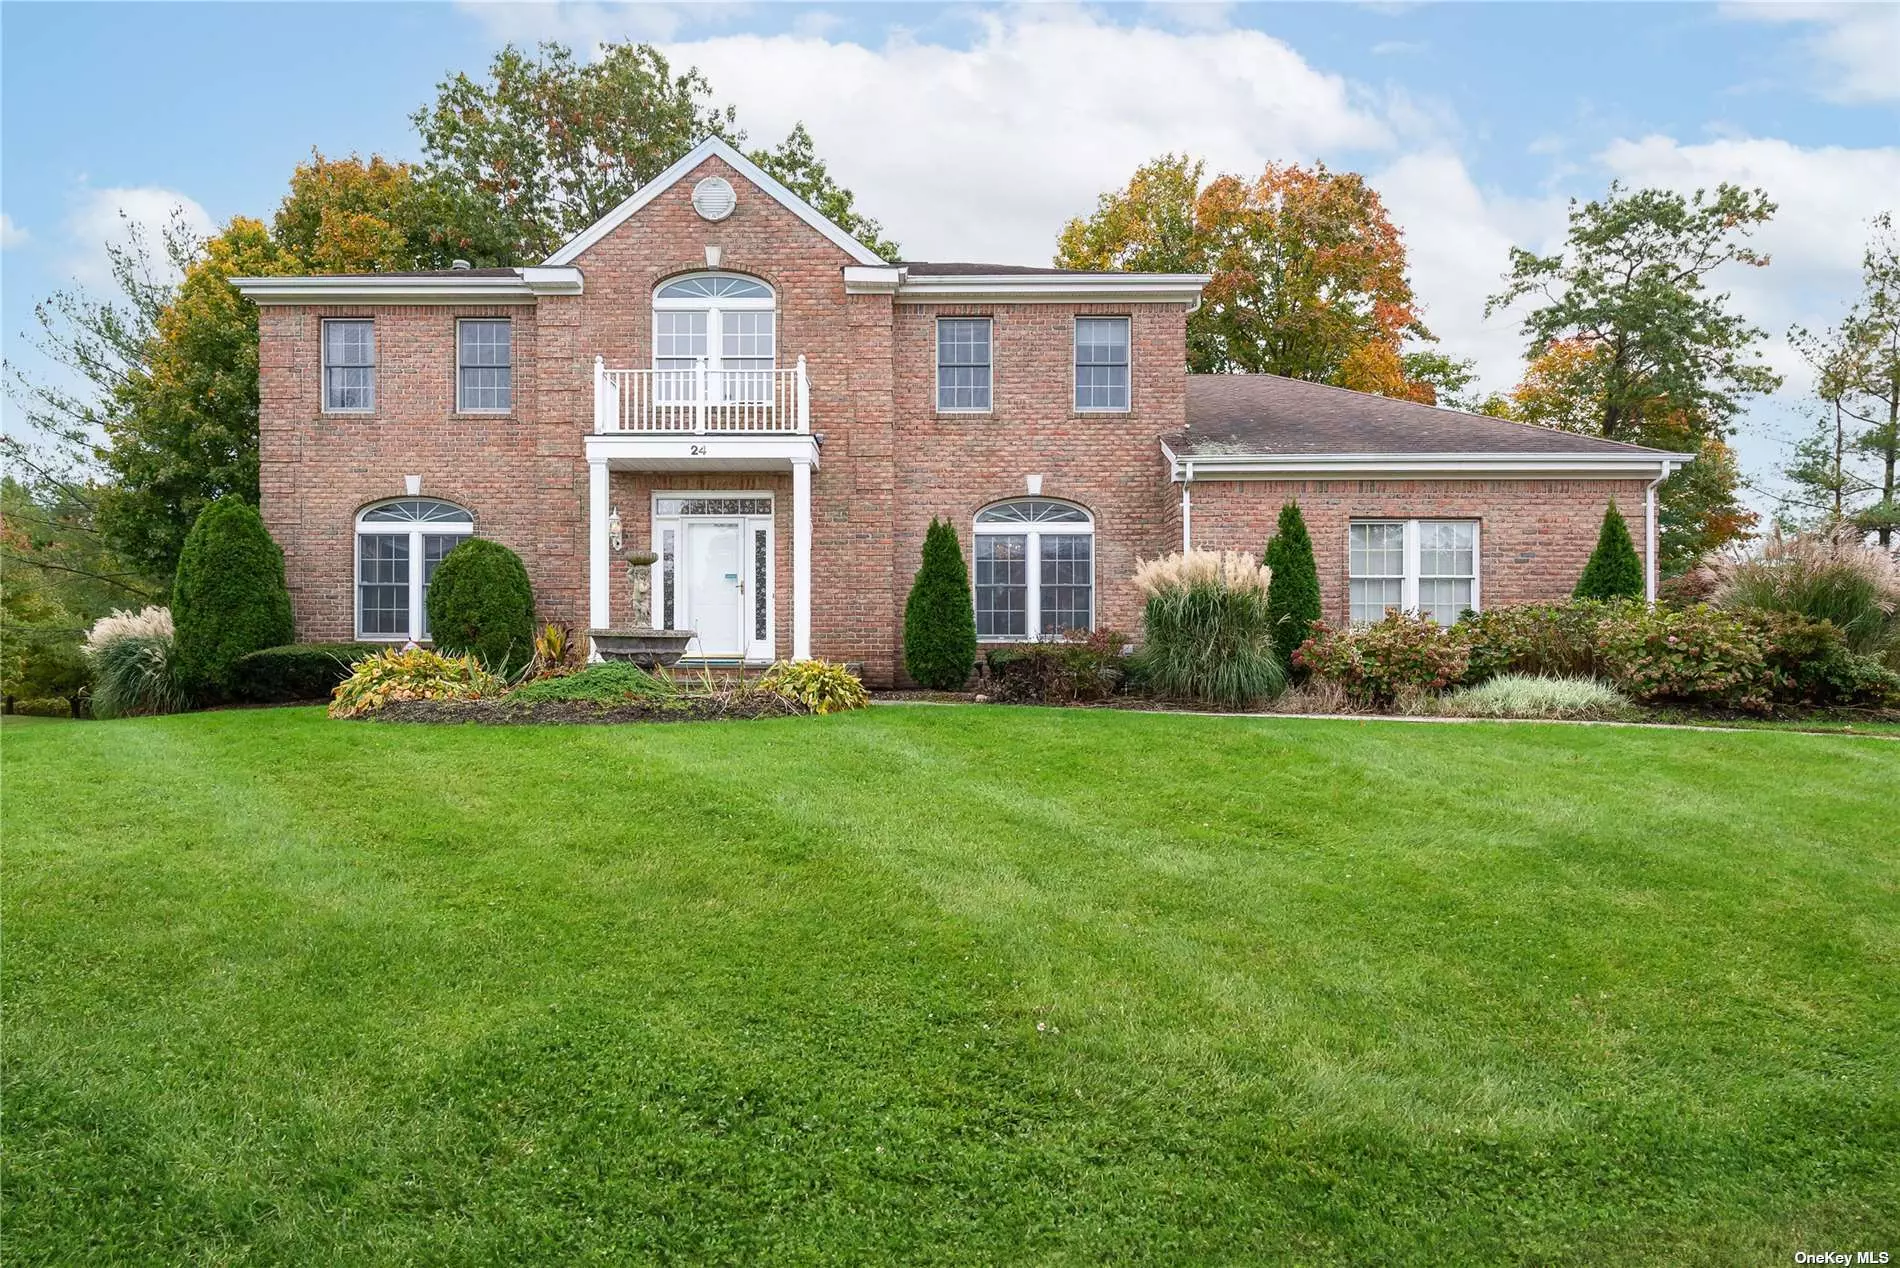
left=759, top=659, right=869, bottom=714
left=329, top=647, right=504, bottom=718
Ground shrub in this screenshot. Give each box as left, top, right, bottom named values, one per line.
left=985, top=629, right=1127, bottom=704
left=88, top=635, right=186, bottom=719
left=1743, top=610, right=1900, bottom=708
left=509, top=662, right=676, bottom=704
left=759, top=659, right=869, bottom=714
left=425, top=538, right=535, bottom=676
left=1444, top=674, right=1633, bottom=720
left=1263, top=502, right=1322, bottom=670
left=1574, top=500, right=1644, bottom=601
left=1130, top=550, right=1285, bottom=706
left=1709, top=527, right=1900, bottom=659
left=1295, top=612, right=1470, bottom=708
left=172, top=497, right=296, bottom=701
left=1458, top=601, right=1618, bottom=682
left=903, top=519, right=978, bottom=689
left=1594, top=603, right=1776, bottom=711
left=329, top=647, right=504, bottom=719
left=229, top=643, right=383, bottom=703
left=13, top=641, right=91, bottom=718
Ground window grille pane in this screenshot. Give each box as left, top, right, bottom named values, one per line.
left=361, top=499, right=472, bottom=524
left=421, top=534, right=462, bottom=638
left=656, top=275, right=771, bottom=301
left=721, top=310, right=775, bottom=361
left=358, top=533, right=409, bottom=636
left=1349, top=578, right=1404, bottom=626
left=458, top=320, right=512, bottom=411
left=653, top=497, right=772, bottom=517
left=753, top=528, right=769, bottom=642
left=937, top=319, right=992, bottom=410
left=1418, top=520, right=1476, bottom=579
left=661, top=528, right=676, bottom=629
left=974, top=534, right=1027, bottom=639
left=1416, top=579, right=1473, bottom=627
left=1075, top=318, right=1129, bottom=409
left=1349, top=523, right=1405, bottom=579
left=655, top=311, right=708, bottom=361
left=976, top=499, right=1089, bottom=524
left=325, top=321, right=375, bottom=411
left=1039, top=534, right=1093, bottom=634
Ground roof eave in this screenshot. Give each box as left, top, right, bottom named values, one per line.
left=229, top=268, right=582, bottom=305
left=892, top=273, right=1210, bottom=305
left=1164, top=448, right=1695, bottom=480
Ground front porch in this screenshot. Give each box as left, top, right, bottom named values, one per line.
left=585, top=356, right=817, bottom=664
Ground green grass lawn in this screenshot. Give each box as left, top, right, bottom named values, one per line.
left=4, top=707, right=1895, bottom=1265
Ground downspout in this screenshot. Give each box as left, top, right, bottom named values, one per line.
left=1644, top=461, right=1673, bottom=604
left=1180, top=461, right=1194, bottom=551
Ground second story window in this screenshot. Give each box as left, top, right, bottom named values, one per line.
left=323, top=319, right=375, bottom=412
left=1074, top=317, right=1130, bottom=412
left=653, top=273, right=776, bottom=403
left=457, top=319, right=512, bottom=412
left=937, top=317, right=992, bottom=411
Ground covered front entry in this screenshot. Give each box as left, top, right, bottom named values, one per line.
left=654, top=493, right=775, bottom=662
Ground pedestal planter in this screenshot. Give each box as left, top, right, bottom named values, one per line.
left=587, top=629, right=696, bottom=669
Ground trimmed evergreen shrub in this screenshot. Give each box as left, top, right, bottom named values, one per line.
left=230, top=643, right=383, bottom=703
left=171, top=497, right=296, bottom=700
left=1574, top=501, right=1644, bottom=601
left=1264, top=502, right=1322, bottom=670
left=903, top=518, right=978, bottom=689
left=425, top=538, right=536, bottom=676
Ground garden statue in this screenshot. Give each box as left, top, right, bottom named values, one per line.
left=626, top=550, right=657, bottom=628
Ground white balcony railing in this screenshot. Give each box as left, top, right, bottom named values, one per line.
left=594, top=356, right=809, bottom=434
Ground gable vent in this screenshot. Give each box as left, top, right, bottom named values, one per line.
left=691, top=176, right=737, bottom=222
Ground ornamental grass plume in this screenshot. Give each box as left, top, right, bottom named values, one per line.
left=1709, top=525, right=1900, bottom=659
left=1130, top=550, right=1284, bottom=706
left=83, top=606, right=174, bottom=656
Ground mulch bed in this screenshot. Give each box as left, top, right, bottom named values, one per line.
left=366, top=694, right=807, bottom=725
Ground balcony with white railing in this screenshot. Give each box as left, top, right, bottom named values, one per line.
left=594, top=355, right=810, bottom=434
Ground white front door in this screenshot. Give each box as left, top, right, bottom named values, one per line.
left=684, top=519, right=747, bottom=657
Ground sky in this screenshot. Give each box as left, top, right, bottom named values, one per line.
left=3, top=1, right=1897, bottom=511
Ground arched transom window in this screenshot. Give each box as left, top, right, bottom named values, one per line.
left=653, top=272, right=776, bottom=402
left=355, top=499, right=475, bottom=641
left=972, top=499, right=1094, bottom=640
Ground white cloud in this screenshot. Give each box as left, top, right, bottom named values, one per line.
left=1723, top=3, right=1900, bottom=104
left=0, top=213, right=28, bottom=249
left=62, top=186, right=215, bottom=288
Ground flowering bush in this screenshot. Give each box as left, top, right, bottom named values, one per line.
left=1457, top=602, right=1618, bottom=682
left=1131, top=550, right=1284, bottom=706
left=1295, top=612, right=1470, bottom=708
left=758, top=659, right=869, bottom=715
left=329, top=647, right=504, bottom=718
left=1593, top=604, right=1781, bottom=712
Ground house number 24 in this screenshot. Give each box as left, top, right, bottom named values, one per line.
left=689, top=445, right=707, bottom=455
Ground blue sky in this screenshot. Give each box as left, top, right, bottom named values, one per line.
left=4, top=2, right=1897, bottom=507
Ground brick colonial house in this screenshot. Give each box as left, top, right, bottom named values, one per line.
left=235, top=137, right=1689, bottom=686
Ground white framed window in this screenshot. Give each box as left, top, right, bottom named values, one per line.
left=1349, top=519, right=1479, bottom=626
left=457, top=319, right=512, bottom=412
left=355, top=499, right=475, bottom=641
left=323, top=319, right=375, bottom=412
left=1074, top=316, right=1130, bottom=412
left=973, top=498, right=1094, bottom=640
left=937, top=317, right=992, bottom=411
left=653, top=272, right=775, bottom=403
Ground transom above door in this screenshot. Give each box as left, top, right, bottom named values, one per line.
left=651, top=492, right=775, bottom=663
left=653, top=272, right=776, bottom=404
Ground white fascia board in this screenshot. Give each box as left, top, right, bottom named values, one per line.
left=893, top=273, right=1210, bottom=306
left=842, top=266, right=905, bottom=294
left=229, top=268, right=581, bottom=305
left=543, top=136, right=888, bottom=268
left=1165, top=447, right=1695, bottom=481
left=584, top=432, right=822, bottom=472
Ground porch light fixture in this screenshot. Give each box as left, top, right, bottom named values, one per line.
left=608, top=505, right=623, bottom=552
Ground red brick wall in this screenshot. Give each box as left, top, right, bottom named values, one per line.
left=1184, top=477, right=1653, bottom=625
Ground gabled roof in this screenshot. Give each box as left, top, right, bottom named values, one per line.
left=542, top=136, right=889, bottom=268
left=1165, top=373, right=1693, bottom=477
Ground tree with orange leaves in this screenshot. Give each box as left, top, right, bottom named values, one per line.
left=1057, top=155, right=1469, bottom=403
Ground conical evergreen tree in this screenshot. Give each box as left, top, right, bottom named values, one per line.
left=903, top=518, right=978, bottom=689
left=1573, top=499, right=1645, bottom=601
left=1264, top=502, right=1322, bottom=666
left=172, top=496, right=296, bottom=700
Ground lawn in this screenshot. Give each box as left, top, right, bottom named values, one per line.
left=3, top=707, right=1895, bottom=1265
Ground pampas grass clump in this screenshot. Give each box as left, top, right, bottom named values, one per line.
left=1131, top=550, right=1285, bottom=707
left=1709, top=527, right=1900, bottom=660
left=83, top=605, right=174, bottom=654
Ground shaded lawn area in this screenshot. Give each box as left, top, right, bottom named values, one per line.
left=3, top=707, right=1895, bottom=1265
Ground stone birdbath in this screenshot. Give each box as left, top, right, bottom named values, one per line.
left=587, top=550, right=696, bottom=668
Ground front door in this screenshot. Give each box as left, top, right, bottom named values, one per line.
left=684, top=519, right=746, bottom=657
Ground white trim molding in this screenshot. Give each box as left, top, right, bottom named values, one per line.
left=544, top=136, right=890, bottom=268
left=1162, top=443, right=1696, bottom=483
left=231, top=268, right=582, bottom=306
left=894, top=271, right=1209, bottom=307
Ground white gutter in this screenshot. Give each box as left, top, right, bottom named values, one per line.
left=1644, top=460, right=1677, bottom=604
left=230, top=267, right=584, bottom=305
left=890, top=272, right=1210, bottom=306
left=1160, top=448, right=1697, bottom=480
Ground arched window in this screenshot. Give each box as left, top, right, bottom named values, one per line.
left=653, top=272, right=776, bottom=403
left=972, top=499, right=1094, bottom=640
left=355, top=499, right=475, bottom=641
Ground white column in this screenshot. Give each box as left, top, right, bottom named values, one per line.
left=588, top=459, right=611, bottom=634
left=792, top=458, right=813, bottom=661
